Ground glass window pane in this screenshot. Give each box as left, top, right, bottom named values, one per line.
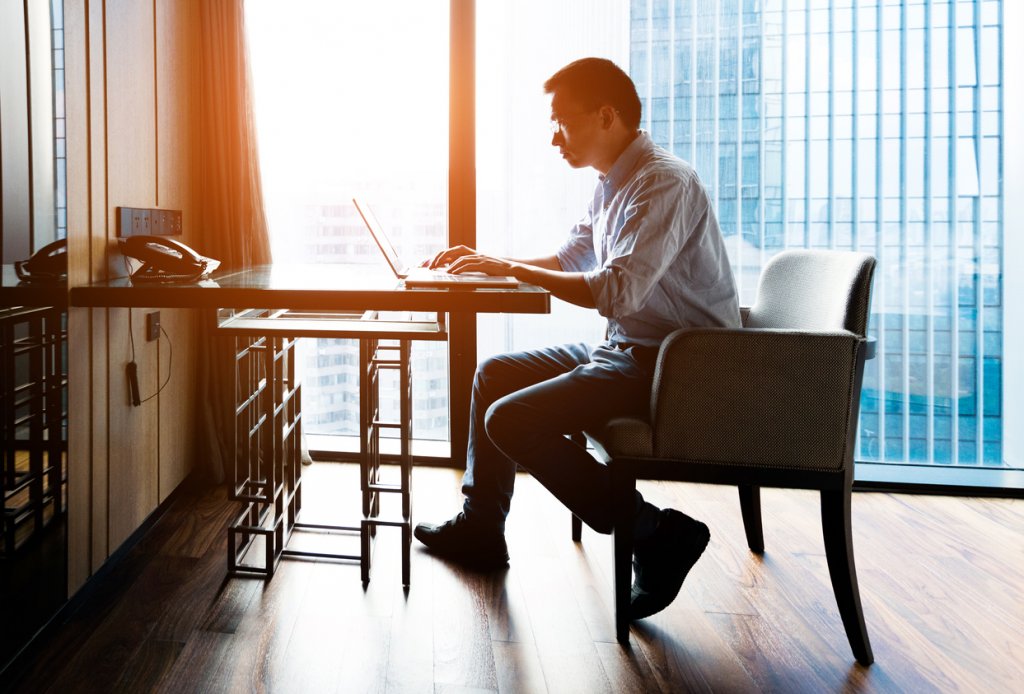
left=613, top=0, right=1008, bottom=472
left=246, top=0, right=450, bottom=439
left=476, top=1, right=624, bottom=357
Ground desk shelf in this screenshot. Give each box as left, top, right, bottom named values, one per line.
left=1, top=306, right=67, bottom=558
left=224, top=331, right=302, bottom=578
left=219, top=309, right=446, bottom=586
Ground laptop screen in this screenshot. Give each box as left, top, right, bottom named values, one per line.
left=352, top=198, right=405, bottom=277
left=352, top=198, right=519, bottom=288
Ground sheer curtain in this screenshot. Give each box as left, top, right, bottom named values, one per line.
left=244, top=1, right=450, bottom=444
left=191, top=0, right=273, bottom=481
left=476, top=1, right=627, bottom=359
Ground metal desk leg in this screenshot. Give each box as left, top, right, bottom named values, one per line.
left=359, top=337, right=414, bottom=587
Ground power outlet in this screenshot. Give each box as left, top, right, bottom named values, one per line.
left=146, top=311, right=160, bottom=341
left=116, top=206, right=183, bottom=237
left=131, top=208, right=152, bottom=236
left=152, top=209, right=182, bottom=235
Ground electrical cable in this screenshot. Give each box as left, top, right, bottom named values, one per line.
left=128, top=306, right=137, bottom=361
left=123, top=254, right=172, bottom=403
left=139, top=325, right=173, bottom=404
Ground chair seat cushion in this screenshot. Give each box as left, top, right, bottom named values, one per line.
left=585, top=417, right=653, bottom=460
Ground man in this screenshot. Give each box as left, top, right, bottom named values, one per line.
left=415, top=58, right=740, bottom=620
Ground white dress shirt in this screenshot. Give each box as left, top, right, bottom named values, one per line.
left=556, top=131, right=741, bottom=347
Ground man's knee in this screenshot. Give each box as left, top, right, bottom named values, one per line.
left=483, top=395, right=533, bottom=453
left=482, top=397, right=512, bottom=447
left=473, top=354, right=511, bottom=400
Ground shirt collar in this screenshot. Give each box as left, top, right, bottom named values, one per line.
left=599, top=130, right=651, bottom=192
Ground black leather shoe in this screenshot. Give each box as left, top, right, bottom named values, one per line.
left=413, top=512, right=510, bottom=569
left=630, top=509, right=710, bottom=620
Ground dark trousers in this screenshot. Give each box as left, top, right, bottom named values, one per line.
left=461, top=342, right=661, bottom=537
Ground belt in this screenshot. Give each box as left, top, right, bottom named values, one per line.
left=609, top=341, right=660, bottom=358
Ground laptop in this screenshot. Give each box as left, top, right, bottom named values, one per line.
left=352, top=198, right=520, bottom=288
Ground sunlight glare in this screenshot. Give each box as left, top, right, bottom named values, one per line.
left=246, top=0, right=449, bottom=190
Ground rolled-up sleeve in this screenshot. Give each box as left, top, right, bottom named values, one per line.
left=584, top=175, right=708, bottom=319
left=555, top=207, right=597, bottom=273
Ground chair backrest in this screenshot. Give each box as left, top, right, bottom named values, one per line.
left=744, top=249, right=876, bottom=337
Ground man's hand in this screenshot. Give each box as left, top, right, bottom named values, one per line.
left=425, top=245, right=477, bottom=270
left=426, top=245, right=516, bottom=277
left=422, top=246, right=595, bottom=309
left=447, top=253, right=517, bottom=277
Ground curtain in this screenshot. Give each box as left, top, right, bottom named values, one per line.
left=191, top=0, right=273, bottom=483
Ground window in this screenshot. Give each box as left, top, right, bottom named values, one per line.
left=53, top=0, right=66, bottom=240
left=629, top=0, right=1013, bottom=473
left=476, top=1, right=628, bottom=356
left=247, top=1, right=1021, bottom=481
left=246, top=0, right=450, bottom=441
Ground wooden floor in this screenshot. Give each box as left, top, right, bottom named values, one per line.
left=7, top=463, right=1024, bottom=693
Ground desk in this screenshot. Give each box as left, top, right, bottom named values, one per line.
left=70, top=261, right=549, bottom=461
left=1, top=265, right=68, bottom=308
left=70, top=263, right=549, bottom=313
left=70, top=264, right=550, bottom=580
left=73, top=262, right=548, bottom=459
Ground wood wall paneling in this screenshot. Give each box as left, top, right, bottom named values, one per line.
left=86, top=0, right=106, bottom=284
left=155, top=0, right=197, bottom=500
left=65, top=0, right=93, bottom=594
left=65, top=0, right=199, bottom=589
left=89, top=306, right=109, bottom=571
left=86, top=0, right=110, bottom=575
left=104, top=0, right=162, bottom=553
left=2, top=0, right=198, bottom=595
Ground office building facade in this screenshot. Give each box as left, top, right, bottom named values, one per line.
left=630, top=0, right=1006, bottom=467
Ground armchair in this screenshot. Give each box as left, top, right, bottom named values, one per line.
left=575, top=248, right=876, bottom=665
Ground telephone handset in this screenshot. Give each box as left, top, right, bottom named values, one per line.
left=118, top=235, right=220, bottom=283
left=15, top=238, right=68, bottom=282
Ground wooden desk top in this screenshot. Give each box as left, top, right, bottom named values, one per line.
left=69, top=263, right=550, bottom=314
left=1, top=265, right=68, bottom=308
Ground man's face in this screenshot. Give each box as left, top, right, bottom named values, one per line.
left=549, top=91, right=602, bottom=170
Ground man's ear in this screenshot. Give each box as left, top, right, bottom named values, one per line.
left=598, top=105, right=618, bottom=129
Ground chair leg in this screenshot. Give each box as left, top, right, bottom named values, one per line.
left=738, top=485, right=764, bottom=553
left=820, top=488, right=874, bottom=666
left=611, top=465, right=635, bottom=644
left=569, top=433, right=586, bottom=543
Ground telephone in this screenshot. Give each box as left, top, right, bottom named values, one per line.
left=118, top=235, right=220, bottom=283
left=15, top=238, right=67, bottom=282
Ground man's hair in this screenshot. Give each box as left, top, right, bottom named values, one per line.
left=543, top=58, right=642, bottom=130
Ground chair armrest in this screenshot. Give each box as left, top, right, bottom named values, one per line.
left=650, top=327, right=866, bottom=471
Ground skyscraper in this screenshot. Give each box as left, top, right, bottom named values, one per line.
left=630, top=0, right=1005, bottom=467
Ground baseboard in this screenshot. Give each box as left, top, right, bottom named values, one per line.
left=854, top=462, right=1024, bottom=497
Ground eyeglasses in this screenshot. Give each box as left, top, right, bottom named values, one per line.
left=548, top=108, right=620, bottom=134
left=549, top=110, right=594, bottom=134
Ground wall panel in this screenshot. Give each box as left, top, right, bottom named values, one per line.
left=64, top=0, right=92, bottom=592
left=86, top=0, right=109, bottom=576
left=155, top=0, right=196, bottom=500
left=103, top=0, right=160, bottom=553
left=66, top=0, right=199, bottom=593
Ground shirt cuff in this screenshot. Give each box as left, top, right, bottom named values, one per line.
left=583, top=268, right=613, bottom=317
left=556, top=245, right=588, bottom=274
